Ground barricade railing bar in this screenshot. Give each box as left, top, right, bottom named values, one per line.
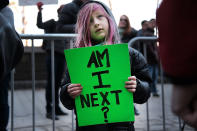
left=20, top=34, right=78, bottom=40
left=9, top=34, right=182, bottom=131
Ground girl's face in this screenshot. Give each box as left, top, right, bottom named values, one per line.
left=89, top=10, right=109, bottom=43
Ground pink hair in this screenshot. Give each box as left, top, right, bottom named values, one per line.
left=75, top=3, right=119, bottom=47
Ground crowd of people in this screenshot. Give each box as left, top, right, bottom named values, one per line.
left=1, top=0, right=197, bottom=130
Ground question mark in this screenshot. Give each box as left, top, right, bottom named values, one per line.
left=101, top=106, right=109, bottom=123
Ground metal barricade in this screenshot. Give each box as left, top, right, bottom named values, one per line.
left=128, top=36, right=183, bottom=131
left=10, top=34, right=77, bottom=131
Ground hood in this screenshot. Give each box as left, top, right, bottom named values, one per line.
left=73, top=0, right=84, bottom=7
left=80, top=0, right=120, bottom=43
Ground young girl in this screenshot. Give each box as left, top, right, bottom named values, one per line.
left=60, top=1, right=151, bottom=131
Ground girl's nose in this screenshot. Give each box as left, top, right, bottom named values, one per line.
left=94, top=19, right=100, bottom=27
left=94, top=23, right=99, bottom=27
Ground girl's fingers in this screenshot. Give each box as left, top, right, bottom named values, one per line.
left=125, top=84, right=136, bottom=93
left=125, top=85, right=136, bottom=89
left=125, top=80, right=136, bottom=85
left=68, top=86, right=82, bottom=93
left=128, top=76, right=136, bottom=81
left=127, top=88, right=136, bottom=93
left=67, top=84, right=83, bottom=98
left=70, top=90, right=82, bottom=98
left=125, top=76, right=137, bottom=93
left=68, top=84, right=81, bottom=89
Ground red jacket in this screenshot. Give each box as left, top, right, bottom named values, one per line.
left=156, top=0, right=197, bottom=84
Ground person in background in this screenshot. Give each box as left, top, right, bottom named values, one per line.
left=137, top=20, right=148, bottom=37
left=118, top=15, right=137, bottom=43
left=60, top=1, right=151, bottom=131
left=36, top=2, right=68, bottom=120
left=156, top=0, right=197, bottom=129
left=133, top=19, right=159, bottom=97
left=118, top=15, right=140, bottom=116
left=0, top=0, right=24, bottom=130
left=149, top=19, right=156, bottom=35
left=145, top=19, right=159, bottom=97
left=132, top=20, right=148, bottom=51
left=56, top=0, right=90, bottom=34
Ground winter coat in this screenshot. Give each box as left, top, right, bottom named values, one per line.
left=56, top=0, right=84, bottom=33
left=0, top=11, right=24, bottom=81
left=133, top=29, right=158, bottom=65
left=120, top=28, right=137, bottom=43
left=143, top=29, right=158, bottom=65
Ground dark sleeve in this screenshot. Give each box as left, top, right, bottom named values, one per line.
left=0, top=14, right=24, bottom=81
left=60, top=68, right=75, bottom=110
left=36, top=11, right=55, bottom=30
left=36, top=11, right=43, bottom=29
left=56, top=4, right=77, bottom=33
left=129, top=48, right=152, bottom=104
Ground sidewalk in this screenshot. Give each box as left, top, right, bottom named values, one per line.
left=8, top=84, right=194, bottom=131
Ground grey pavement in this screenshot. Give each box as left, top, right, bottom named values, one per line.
left=7, top=84, right=195, bottom=131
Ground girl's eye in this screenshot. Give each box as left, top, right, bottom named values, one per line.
left=98, top=15, right=104, bottom=18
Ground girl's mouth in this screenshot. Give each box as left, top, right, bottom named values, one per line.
left=96, top=28, right=103, bottom=32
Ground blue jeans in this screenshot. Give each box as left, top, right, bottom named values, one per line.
left=0, top=73, right=10, bottom=131
left=45, top=51, right=66, bottom=113
left=148, top=64, right=159, bottom=94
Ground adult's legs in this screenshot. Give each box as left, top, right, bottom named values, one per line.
left=53, top=53, right=66, bottom=113
left=149, top=64, right=159, bottom=96
left=45, top=52, right=67, bottom=118
left=45, top=51, right=52, bottom=114
left=45, top=52, right=60, bottom=120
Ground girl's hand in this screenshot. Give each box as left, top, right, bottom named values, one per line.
left=125, top=76, right=137, bottom=93
left=67, top=84, right=83, bottom=99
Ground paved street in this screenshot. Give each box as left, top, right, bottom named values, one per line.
left=7, top=84, right=195, bottom=131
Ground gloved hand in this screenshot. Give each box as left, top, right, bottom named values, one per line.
left=37, top=2, right=43, bottom=11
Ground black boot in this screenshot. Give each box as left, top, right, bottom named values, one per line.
left=46, top=112, right=59, bottom=120
left=55, top=107, right=68, bottom=116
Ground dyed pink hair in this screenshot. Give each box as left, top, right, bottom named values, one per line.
left=75, top=3, right=119, bottom=47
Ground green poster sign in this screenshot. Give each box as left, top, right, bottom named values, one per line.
left=64, top=44, right=135, bottom=127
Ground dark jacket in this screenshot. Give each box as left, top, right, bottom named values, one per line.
left=0, top=13, right=24, bottom=81
left=121, top=28, right=137, bottom=43
left=133, top=29, right=158, bottom=65
left=36, top=11, right=69, bottom=53
left=56, top=0, right=84, bottom=33
left=60, top=47, right=151, bottom=131
left=0, top=0, right=9, bottom=10
left=143, top=28, right=159, bottom=65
